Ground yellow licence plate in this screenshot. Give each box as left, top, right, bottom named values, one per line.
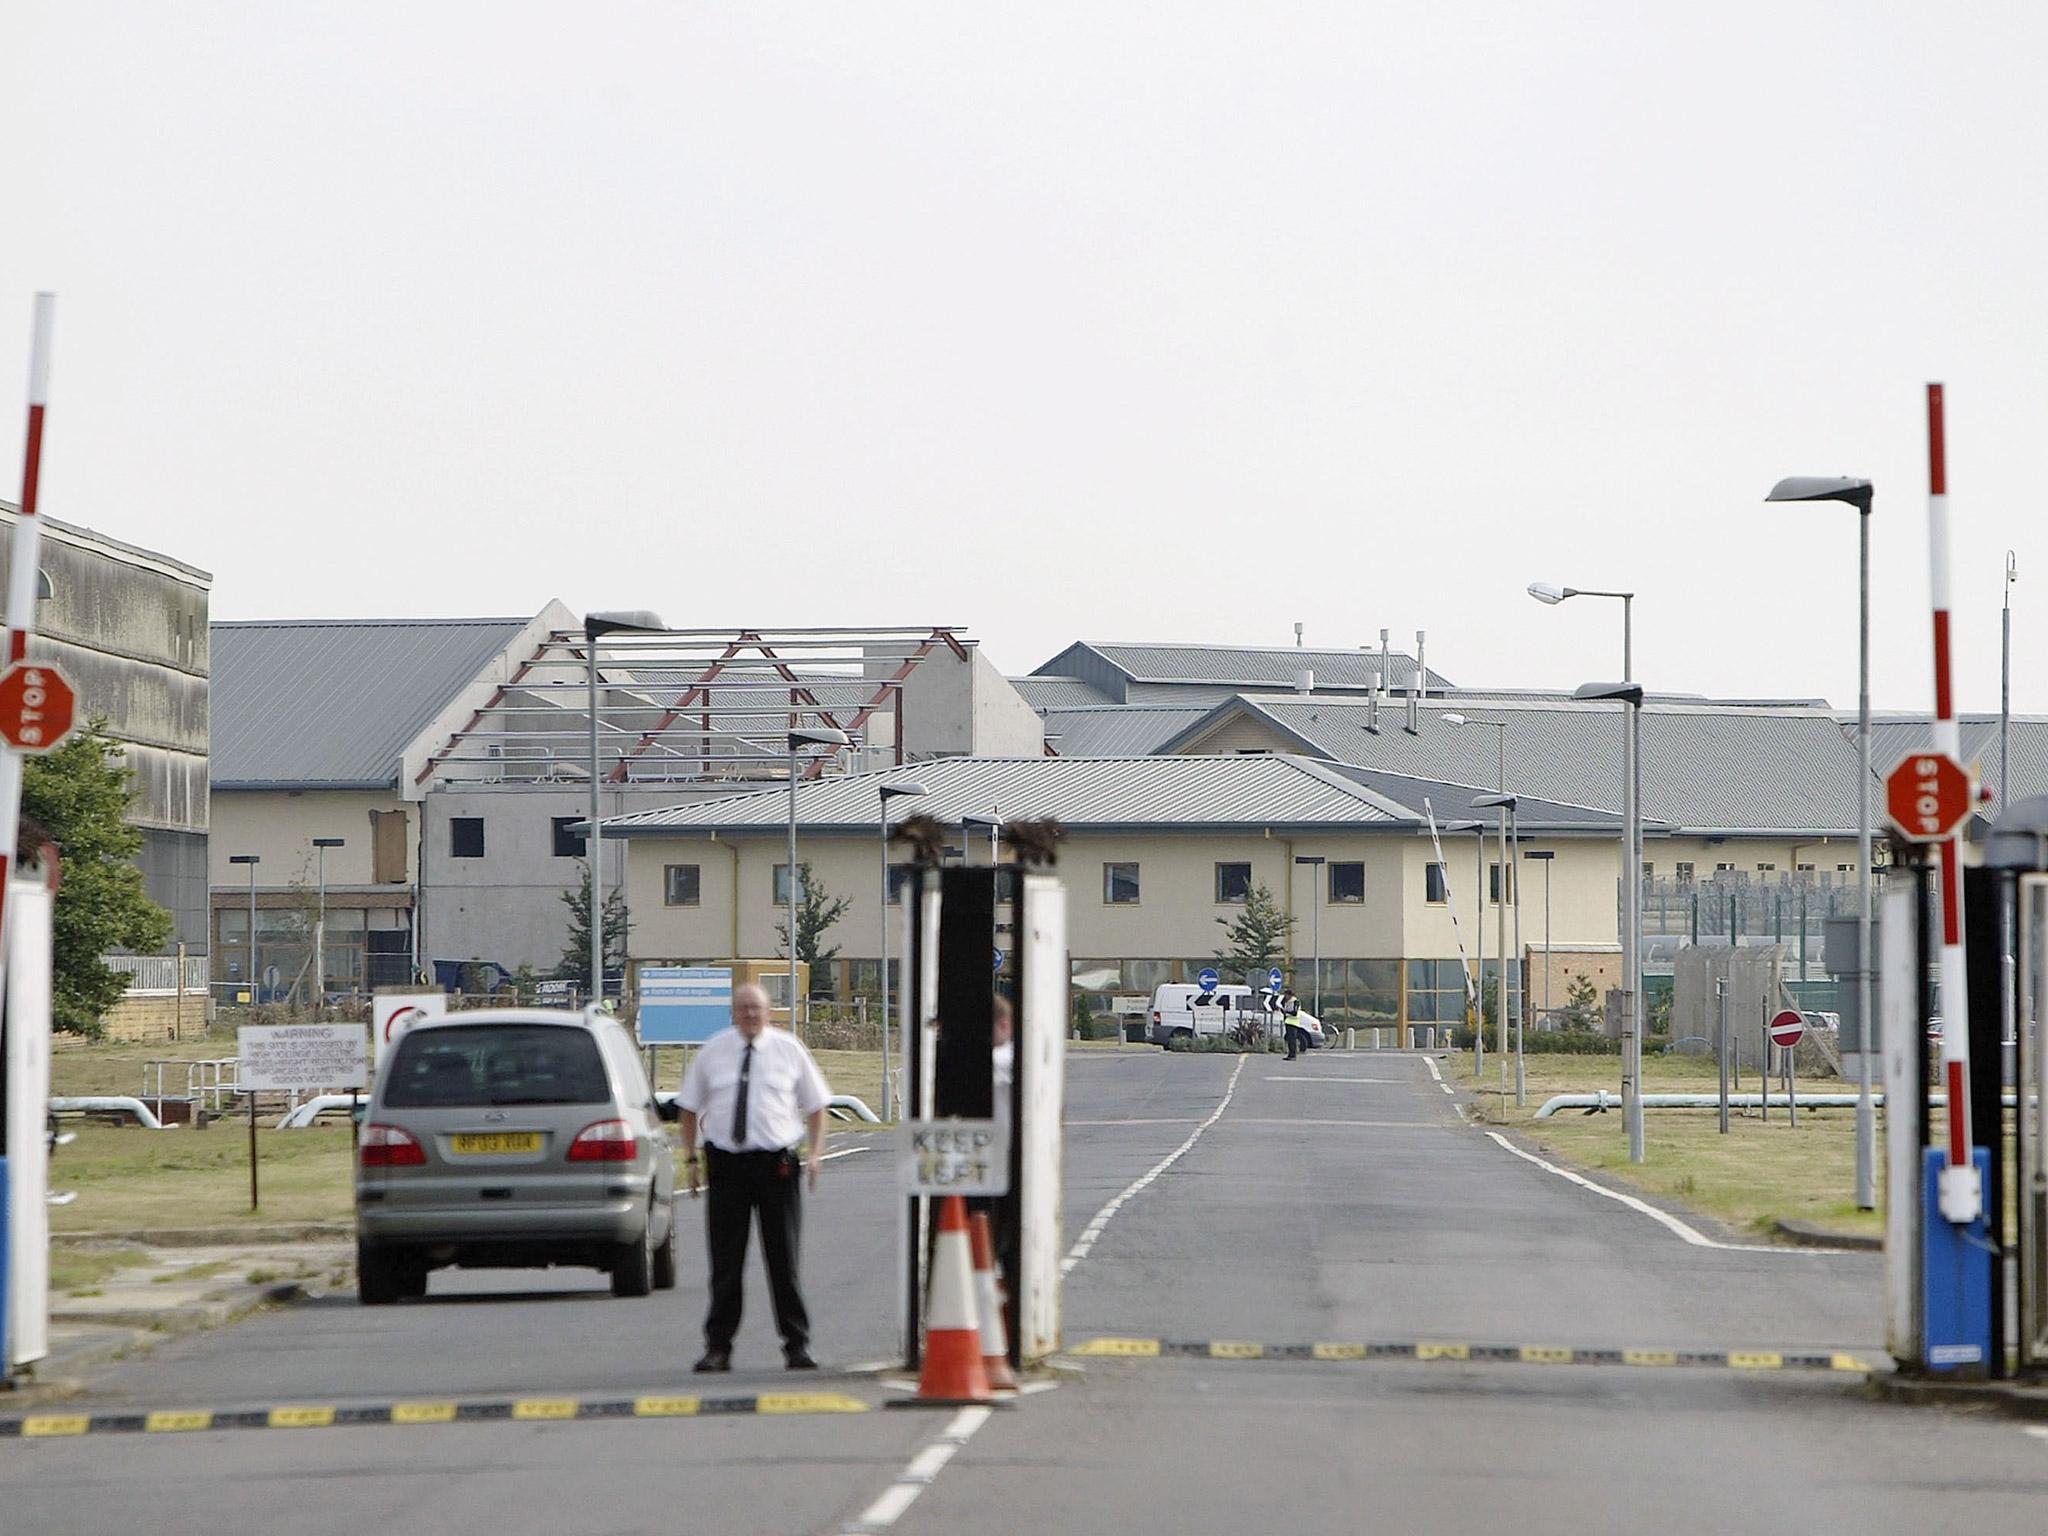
left=449, top=1133, right=543, bottom=1155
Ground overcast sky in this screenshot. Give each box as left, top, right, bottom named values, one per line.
left=5, top=3, right=2045, bottom=713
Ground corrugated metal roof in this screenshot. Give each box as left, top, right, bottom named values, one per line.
left=1033, top=640, right=1454, bottom=696
left=1009, top=676, right=1115, bottom=708
left=212, top=618, right=530, bottom=787
left=1866, top=715, right=2048, bottom=809
left=1167, top=696, right=1870, bottom=835
left=1040, top=705, right=1217, bottom=756
left=1323, top=764, right=1625, bottom=833
left=601, top=755, right=1415, bottom=836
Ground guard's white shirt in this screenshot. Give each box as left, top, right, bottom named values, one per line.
left=678, top=1025, right=832, bottom=1152
left=992, top=1040, right=1015, bottom=1128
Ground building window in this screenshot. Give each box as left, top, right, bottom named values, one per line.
left=886, top=863, right=914, bottom=904
left=1675, top=861, right=1695, bottom=885
left=1425, top=863, right=1448, bottom=904
left=1490, top=863, right=1515, bottom=904
left=1103, top=862, right=1140, bottom=905
left=1329, top=862, right=1365, bottom=904
left=1837, top=862, right=1855, bottom=875
left=1715, top=862, right=1736, bottom=875
left=664, top=864, right=700, bottom=906
left=551, top=816, right=586, bottom=858
left=1796, top=863, right=1815, bottom=877
left=450, top=818, right=485, bottom=859
left=1756, top=862, right=1776, bottom=874
left=1214, top=862, right=1253, bottom=904
left=773, top=864, right=805, bottom=904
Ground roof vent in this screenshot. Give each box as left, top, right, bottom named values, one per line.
left=1294, top=668, right=1314, bottom=694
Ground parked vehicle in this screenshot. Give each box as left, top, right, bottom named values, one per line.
left=354, top=1007, right=678, bottom=1304
left=1148, top=983, right=1325, bottom=1048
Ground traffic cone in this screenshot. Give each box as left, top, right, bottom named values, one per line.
left=968, top=1211, right=1018, bottom=1393
left=897, top=1196, right=991, bottom=1407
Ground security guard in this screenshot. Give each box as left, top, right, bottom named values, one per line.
left=678, top=982, right=832, bottom=1371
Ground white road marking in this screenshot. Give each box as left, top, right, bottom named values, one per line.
left=1483, top=1131, right=1860, bottom=1255
left=1061, top=1054, right=1249, bottom=1277
left=1230, top=1117, right=1438, bottom=1129
left=1261, top=1075, right=1400, bottom=1084
left=820, top=1146, right=870, bottom=1163
left=2025, top=1426, right=2048, bottom=1445
left=1423, top=1057, right=1444, bottom=1083
left=842, top=1405, right=993, bottom=1535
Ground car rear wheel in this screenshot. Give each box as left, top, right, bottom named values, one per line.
left=358, top=1243, right=416, bottom=1306
left=612, top=1206, right=656, bottom=1298
left=652, top=1206, right=678, bottom=1291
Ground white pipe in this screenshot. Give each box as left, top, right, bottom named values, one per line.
left=1531, top=1090, right=2026, bottom=1121
left=49, top=1096, right=167, bottom=1130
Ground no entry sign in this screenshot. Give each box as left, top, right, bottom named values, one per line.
left=1768, top=1010, right=1807, bottom=1050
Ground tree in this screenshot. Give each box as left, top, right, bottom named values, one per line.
left=1213, top=881, right=1297, bottom=982
left=775, top=861, right=851, bottom=979
left=19, top=721, right=173, bottom=1037
left=1558, top=971, right=1600, bottom=1031
left=557, top=869, right=628, bottom=984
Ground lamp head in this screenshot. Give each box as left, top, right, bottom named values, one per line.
left=229, top=854, right=260, bottom=865
left=1472, top=792, right=1518, bottom=810
left=1440, top=712, right=1469, bottom=726
left=962, top=812, right=1004, bottom=829
left=1573, top=680, right=1645, bottom=706
left=879, top=781, right=929, bottom=802
left=585, top=609, right=667, bottom=638
left=788, top=726, right=851, bottom=750
left=1764, top=475, right=1872, bottom=513
left=1293, top=854, right=1326, bottom=865
left=313, top=837, right=345, bottom=848
left=1526, top=580, right=1571, bottom=605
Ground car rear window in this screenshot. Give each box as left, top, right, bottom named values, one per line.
left=382, top=1025, right=610, bottom=1108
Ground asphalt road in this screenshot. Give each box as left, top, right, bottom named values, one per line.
left=7, top=1048, right=2043, bottom=1535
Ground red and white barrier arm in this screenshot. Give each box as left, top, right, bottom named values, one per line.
left=1927, top=382, right=1981, bottom=1224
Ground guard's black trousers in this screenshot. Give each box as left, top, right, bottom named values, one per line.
left=1284, top=1024, right=1311, bottom=1059
left=702, top=1146, right=809, bottom=1354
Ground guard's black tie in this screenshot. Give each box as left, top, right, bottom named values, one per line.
left=731, top=1042, right=754, bottom=1147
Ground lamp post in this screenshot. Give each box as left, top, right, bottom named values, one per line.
left=878, top=780, right=929, bottom=1120
left=229, top=855, right=260, bottom=1002
left=1447, top=818, right=1485, bottom=1075
left=1293, top=855, right=1325, bottom=1018
left=1445, top=713, right=1511, bottom=1088
left=1524, top=849, right=1556, bottom=1026
left=1477, top=795, right=1523, bottom=1104
left=2003, top=550, right=2017, bottom=818
left=584, top=610, right=666, bottom=1006
left=1763, top=475, right=1876, bottom=1209
left=787, top=727, right=851, bottom=1031
left=1574, top=681, right=1645, bottom=1162
left=312, top=838, right=344, bottom=1008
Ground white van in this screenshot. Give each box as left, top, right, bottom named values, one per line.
left=1148, top=983, right=1324, bottom=1048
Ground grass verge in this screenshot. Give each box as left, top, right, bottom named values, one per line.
left=1458, top=1051, right=1883, bottom=1243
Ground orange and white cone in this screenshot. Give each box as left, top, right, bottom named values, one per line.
left=901, top=1196, right=992, bottom=1406
left=968, top=1211, right=1019, bottom=1393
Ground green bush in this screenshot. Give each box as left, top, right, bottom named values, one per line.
left=1077, top=1014, right=1121, bottom=1041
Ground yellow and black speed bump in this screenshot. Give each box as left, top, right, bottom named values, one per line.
left=0, top=1392, right=869, bottom=1440
left=1067, top=1339, right=1871, bottom=1374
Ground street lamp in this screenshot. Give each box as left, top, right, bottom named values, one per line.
left=1293, top=855, right=1325, bottom=1018
left=878, top=780, right=929, bottom=1120
left=228, top=855, right=260, bottom=1002
left=312, top=838, right=344, bottom=1008
left=1764, top=474, right=1876, bottom=1210
left=1477, top=794, right=1523, bottom=1105
left=788, top=727, right=851, bottom=1031
left=585, top=610, right=666, bottom=1006
left=1445, top=713, right=1511, bottom=1089
left=1575, top=680, right=1645, bottom=1162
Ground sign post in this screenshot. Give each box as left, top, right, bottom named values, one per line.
left=237, top=1023, right=369, bottom=1211
left=1768, top=1010, right=1806, bottom=1128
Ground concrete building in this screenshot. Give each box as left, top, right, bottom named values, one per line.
left=603, top=754, right=1625, bottom=1041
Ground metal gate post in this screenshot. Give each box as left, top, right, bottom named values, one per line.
left=1984, top=798, right=2048, bottom=1376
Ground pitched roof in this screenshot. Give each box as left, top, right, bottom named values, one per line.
left=600, top=755, right=1421, bottom=836
left=212, top=617, right=531, bottom=788
left=1008, top=675, right=1116, bottom=708
left=1320, top=763, right=1627, bottom=834
left=1032, top=640, right=1454, bottom=700
left=1163, top=694, right=1869, bottom=835
left=1040, top=704, right=1218, bottom=756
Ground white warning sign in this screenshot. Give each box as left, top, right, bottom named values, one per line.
left=238, top=1023, right=370, bottom=1093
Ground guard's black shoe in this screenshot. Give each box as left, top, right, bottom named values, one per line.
left=784, top=1348, right=818, bottom=1370
left=693, top=1348, right=732, bottom=1373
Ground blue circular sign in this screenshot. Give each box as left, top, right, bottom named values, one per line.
left=1268, top=967, right=1285, bottom=991
left=994, top=948, right=1005, bottom=972
left=1197, top=968, right=1219, bottom=992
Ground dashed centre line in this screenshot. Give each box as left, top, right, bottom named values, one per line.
left=841, top=1405, right=993, bottom=1535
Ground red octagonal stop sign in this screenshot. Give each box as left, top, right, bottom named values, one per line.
left=0, top=660, right=78, bottom=753
left=1885, top=751, right=1972, bottom=843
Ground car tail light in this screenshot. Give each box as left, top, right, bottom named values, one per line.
left=360, top=1124, right=425, bottom=1168
left=568, top=1119, right=637, bottom=1162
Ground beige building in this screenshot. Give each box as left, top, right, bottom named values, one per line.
left=605, top=754, right=1629, bottom=1042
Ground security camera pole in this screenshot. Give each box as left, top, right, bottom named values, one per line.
left=788, top=727, right=850, bottom=1034
left=1574, top=681, right=1645, bottom=1162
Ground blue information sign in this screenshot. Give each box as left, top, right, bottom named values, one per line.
left=1197, top=968, right=1219, bottom=992
left=638, top=966, right=733, bottom=1044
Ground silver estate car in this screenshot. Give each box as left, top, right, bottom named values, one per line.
left=355, top=1008, right=678, bottom=1304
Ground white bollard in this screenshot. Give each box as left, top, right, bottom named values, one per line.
left=1344, top=1028, right=1357, bottom=1051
